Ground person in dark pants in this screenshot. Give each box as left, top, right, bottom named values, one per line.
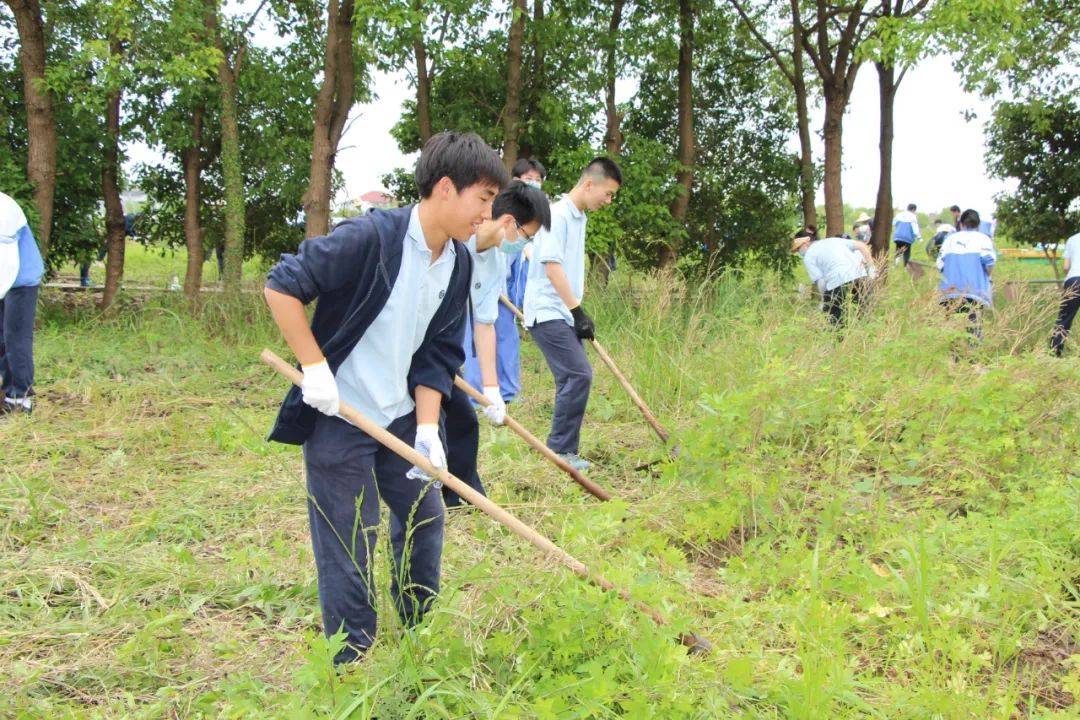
left=893, top=203, right=921, bottom=266
left=1050, top=232, right=1080, bottom=356
left=80, top=213, right=138, bottom=286
left=262, top=132, right=507, bottom=664
left=522, top=157, right=622, bottom=472
left=936, top=209, right=996, bottom=343
left=0, top=192, right=45, bottom=415
left=443, top=181, right=551, bottom=507
left=792, top=232, right=874, bottom=328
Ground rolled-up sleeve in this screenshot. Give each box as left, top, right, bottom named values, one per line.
left=534, top=215, right=567, bottom=265
left=471, top=251, right=504, bottom=325
left=265, top=220, right=370, bottom=304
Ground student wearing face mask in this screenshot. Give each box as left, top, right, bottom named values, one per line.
left=446, top=181, right=552, bottom=506
left=507, top=158, right=546, bottom=311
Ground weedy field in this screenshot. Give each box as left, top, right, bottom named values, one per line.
left=2, top=251, right=1077, bottom=719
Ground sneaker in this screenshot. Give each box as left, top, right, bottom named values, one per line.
left=2, top=397, right=32, bottom=416
left=557, top=453, right=591, bottom=472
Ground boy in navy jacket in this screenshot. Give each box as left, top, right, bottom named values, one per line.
left=263, top=132, right=508, bottom=663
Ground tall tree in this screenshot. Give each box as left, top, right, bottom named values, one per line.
left=304, top=0, right=359, bottom=237
left=727, top=0, right=816, bottom=228
left=4, top=0, right=56, bottom=258
left=659, top=0, right=694, bottom=269
left=602, top=0, right=625, bottom=155
left=99, top=30, right=126, bottom=310
left=864, top=0, right=929, bottom=257
left=500, top=0, right=527, bottom=170
left=209, top=0, right=269, bottom=291
left=795, top=0, right=876, bottom=237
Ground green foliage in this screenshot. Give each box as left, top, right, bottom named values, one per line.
left=3, top=256, right=1076, bottom=717
left=986, top=95, right=1080, bottom=246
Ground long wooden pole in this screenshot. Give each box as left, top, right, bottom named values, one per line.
left=259, top=349, right=709, bottom=652
left=452, top=375, right=612, bottom=501
left=499, top=295, right=671, bottom=443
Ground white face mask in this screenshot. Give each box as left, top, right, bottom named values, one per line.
left=500, top=237, right=528, bottom=254
left=524, top=180, right=542, bottom=190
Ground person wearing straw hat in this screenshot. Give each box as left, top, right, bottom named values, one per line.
left=792, top=230, right=874, bottom=326
left=853, top=212, right=872, bottom=243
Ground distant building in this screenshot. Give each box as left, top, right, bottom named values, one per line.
left=354, top=191, right=396, bottom=214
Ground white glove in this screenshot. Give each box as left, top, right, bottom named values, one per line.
left=407, top=423, right=446, bottom=481
left=481, top=386, right=507, bottom=426
left=301, top=359, right=339, bottom=416
left=866, top=264, right=878, bottom=279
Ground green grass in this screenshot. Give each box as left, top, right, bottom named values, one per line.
left=2, top=261, right=1077, bottom=718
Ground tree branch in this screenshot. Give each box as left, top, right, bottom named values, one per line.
left=726, top=0, right=795, bottom=84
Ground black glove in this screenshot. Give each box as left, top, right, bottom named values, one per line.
left=570, top=304, right=595, bottom=340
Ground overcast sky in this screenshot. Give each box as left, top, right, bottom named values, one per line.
left=330, top=54, right=1009, bottom=217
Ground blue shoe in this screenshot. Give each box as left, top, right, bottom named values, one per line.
left=558, top=453, right=591, bottom=472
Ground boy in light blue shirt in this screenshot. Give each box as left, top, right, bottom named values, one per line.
left=523, top=157, right=621, bottom=472
left=445, top=181, right=551, bottom=507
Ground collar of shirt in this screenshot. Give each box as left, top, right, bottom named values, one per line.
left=562, top=194, right=585, bottom=220
left=407, top=205, right=455, bottom=266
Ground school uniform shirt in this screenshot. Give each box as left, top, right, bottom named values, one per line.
left=265, top=204, right=472, bottom=444
left=893, top=210, right=921, bottom=244
left=801, top=237, right=868, bottom=292
left=523, top=196, right=587, bottom=328
left=0, top=192, right=44, bottom=294
left=465, top=236, right=505, bottom=325
left=334, top=206, right=457, bottom=428
left=936, top=229, right=996, bottom=305
left=1063, top=233, right=1080, bottom=281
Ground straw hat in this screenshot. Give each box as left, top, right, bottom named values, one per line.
left=855, top=212, right=872, bottom=224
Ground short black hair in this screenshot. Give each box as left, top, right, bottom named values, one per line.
left=511, top=157, right=547, bottom=180
left=804, top=224, right=819, bottom=240
left=492, top=180, right=551, bottom=230
left=414, top=131, right=509, bottom=199
left=581, top=156, right=622, bottom=185
left=907, top=203, right=917, bottom=212
left=950, top=205, right=961, bottom=213
left=959, top=208, right=981, bottom=229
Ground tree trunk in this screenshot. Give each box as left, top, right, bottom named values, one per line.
left=602, top=0, right=624, bottom=156
left=305, top=0, right=357, bottom=238
left=100, top=38, right=125, bottom=311
left=821, top=88, right=846, bottom=238
left=182, top=106, right=204, bottom=298
left=6, top=0, right=56, bottom=260
left=218, top=54, right=245, bottom=291
left=412, top=0, right=433, bottom=145
left=501, top=0, right=527, bottom=171
left=791, top=16, right=815, bottom=229
left=871, top=61, right=897, bottom=258
left=660, top=0, right=694, bottom=270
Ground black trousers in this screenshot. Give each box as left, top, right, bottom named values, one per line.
left=441, top=382, right=485, bottom=507
left=941, top=297, right=983, bottom=343
left=822, top=279, right=867, bottom=327
left=1051, top=277, right=1080, bottom=356
left=894, top=241, right=912, bottom=265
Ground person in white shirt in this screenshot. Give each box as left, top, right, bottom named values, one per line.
left=792, top=232, right=875, bottom=326
left=1050, top=231, right=1080, bottom=356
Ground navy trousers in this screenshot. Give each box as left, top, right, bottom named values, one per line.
left=1051, top=277, right=1080, bottom=356
left=0, top=284, right=38, bottom=401
left=302, top=412, right=445, bottom=663
left=441, top=382, right=485, bottom=507
left=528, top=319, right=592, bottom=455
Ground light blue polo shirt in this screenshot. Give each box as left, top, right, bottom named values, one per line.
left=523, top=196, right=587, bottom=327
left=802, top=237, right=867, bottom=291
left=335, top=206, right=456, bottom=427
left=465, top=236, right=505, bottom=325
